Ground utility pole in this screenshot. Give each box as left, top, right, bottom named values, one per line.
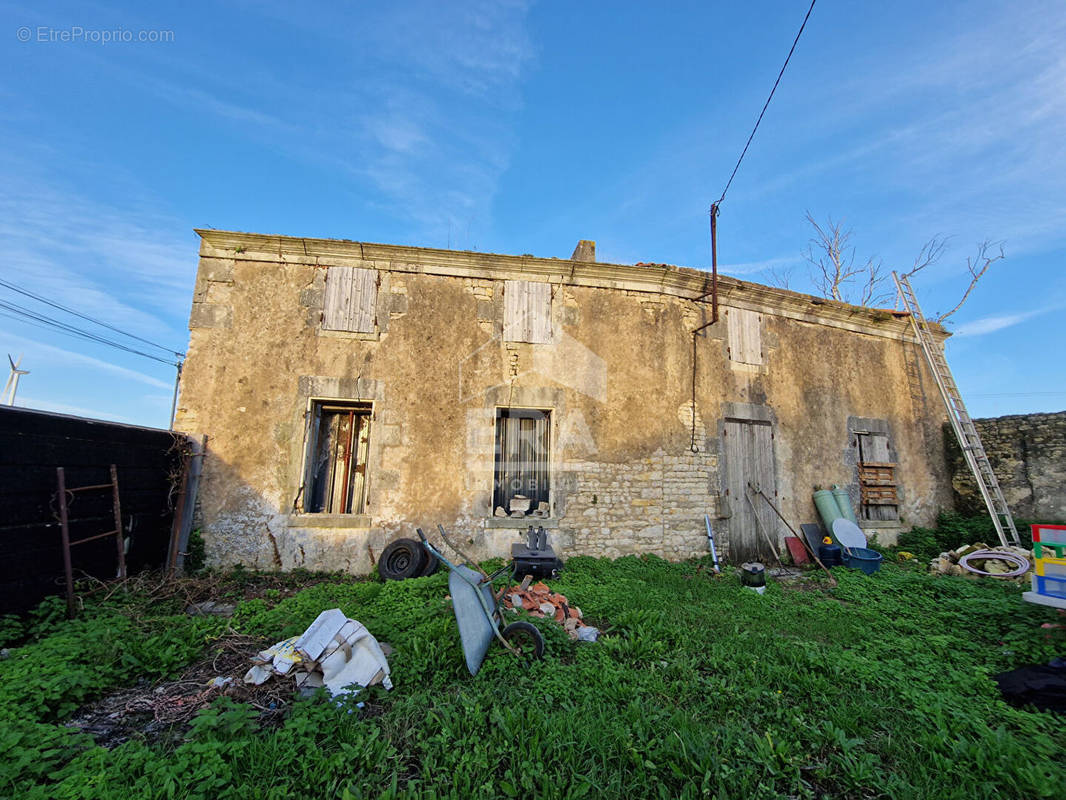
left=2, top=353, right=29, bottom=405
left=168, top=360, right=183, bottom=430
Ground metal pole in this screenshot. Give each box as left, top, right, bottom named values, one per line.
left=56, top=467, right=76, bottom=618
left=710, top=203, right=719, bottom=324
left=166, top=448, right=192, bottom=578
left=169, top=361, right=183, bottom=430
left=110, top=465, right=126, bottom=580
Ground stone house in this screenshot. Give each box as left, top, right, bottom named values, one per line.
left=174, top=230, right=953, bottom=573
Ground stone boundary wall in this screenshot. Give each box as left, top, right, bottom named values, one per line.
left=948, top=411, right=1066, bottom=521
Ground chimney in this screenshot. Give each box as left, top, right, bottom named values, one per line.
left=570, top=240, right=596, bottom=262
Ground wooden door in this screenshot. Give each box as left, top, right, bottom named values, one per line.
left=723, top=419, right=779, bottom=562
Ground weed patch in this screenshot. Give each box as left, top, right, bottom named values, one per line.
left=2, top=557, right=1064, bottom=798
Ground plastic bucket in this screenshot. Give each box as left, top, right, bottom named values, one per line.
left=842, top=547, right=883, bottom=575
left=818, top=543, right=843, bottom=567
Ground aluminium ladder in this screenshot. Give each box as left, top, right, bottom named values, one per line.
left=892, top=272, right=1019, bottom=547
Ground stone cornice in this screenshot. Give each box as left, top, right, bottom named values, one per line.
left=195, top=229, right=946, bottom=342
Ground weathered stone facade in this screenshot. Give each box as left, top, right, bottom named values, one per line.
left=948, top=411, right=1066, bottom=522
left=175, top=230, right=954, bottom=573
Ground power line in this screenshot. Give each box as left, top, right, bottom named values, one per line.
left=0, top=276, right=185, bottom=359
left=969, top=391, right=1066, bottom=398
left=0, top=299, right=181, bottom=366
left=715, top=0, right=817, bottom=207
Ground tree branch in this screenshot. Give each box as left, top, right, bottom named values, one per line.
left=901, top=235, right=949, bottom=278
left=935, top=241, right=1005, bottom=323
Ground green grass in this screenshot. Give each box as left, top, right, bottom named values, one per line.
left=2, top=556, right=1065, bottom=799
left=892, top=511, right=1062, bottom=563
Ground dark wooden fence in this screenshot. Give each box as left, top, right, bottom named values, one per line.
left=0, top=406, right=189, bottom=614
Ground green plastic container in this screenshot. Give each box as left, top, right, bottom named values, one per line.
left=832, top=486, right=858, bottom=525
left=813, top=489, right=844, bottom=532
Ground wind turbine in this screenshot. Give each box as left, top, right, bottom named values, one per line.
left=2, top=354, right=29, bottom=405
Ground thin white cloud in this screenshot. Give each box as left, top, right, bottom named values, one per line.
left=0, top=331, right=173, bottom=389
left=952, top=308, right=1050, bottom=338
left=0, top=172, right=195, bottom=348
left=99, top=1, right=536, bottom=241
left=719, top=256, right=801, bottom=276
left=13, top=395, right=136, bottom=424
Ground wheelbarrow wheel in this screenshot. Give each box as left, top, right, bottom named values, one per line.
left=379, top=538, right=427, bottom=581
left=502, top=621, right=545, bottom=661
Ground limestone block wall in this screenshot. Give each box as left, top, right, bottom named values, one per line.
left=562, top=450, right=719, bottom=561
left=175, top=229, right=955, bottom=574
left=949, top=411, right=1066, bottom=521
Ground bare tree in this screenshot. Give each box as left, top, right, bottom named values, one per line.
left=766, top=262, right=796, bottom=291
left=915, top=240, right=1005, bottom=323
left=800, top=212, right=997, bottom=321
left=803, top=212, right=896, bottom=307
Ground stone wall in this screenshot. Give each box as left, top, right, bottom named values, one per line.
left=175, top=229, right=954, bottom=574
left=563, top=450, right=720, bottom=561
left=949, top=411, right=1066, bottom=521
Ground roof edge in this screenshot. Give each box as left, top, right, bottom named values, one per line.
left=194, top=228, right=946, bottom=340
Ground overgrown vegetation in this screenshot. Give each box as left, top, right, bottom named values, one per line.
left=894, top=511, right=1051, bottom=562
left=183, top=529, right=206, bottom=575
left=2, top=555, right=1064, bottom=799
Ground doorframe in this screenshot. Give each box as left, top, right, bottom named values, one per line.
left=718, top=402, right=780, bottom=561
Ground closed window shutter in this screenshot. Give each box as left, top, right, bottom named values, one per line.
left=857, top=432, right=899, bottom=521
left=323, top=266, right=377, bottom=332
left=504, top=280, right=551, bottom=343
left=727, top=308, right=762, bottom=364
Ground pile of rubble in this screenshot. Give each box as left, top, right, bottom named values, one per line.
left=503, top=581, right=599, bottom=641
left=929, top=543, right=1032, bottom=581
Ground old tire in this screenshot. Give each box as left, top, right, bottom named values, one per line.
left=379, top=538, right=427, bottom=581
left=420, top=551, right=440, bottom=577
left=502, top=621, right=545, bottom=661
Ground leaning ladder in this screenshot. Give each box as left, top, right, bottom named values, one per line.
left=892, top=272, right=1019, bottom=546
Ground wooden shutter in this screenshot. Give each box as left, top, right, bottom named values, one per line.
left=323, top=267, right=377, bottom=332
left=504, top=280, right=551, bottom=343
left=727, top=308, right=762, bottom=365
left=858, top=432, right=899, bottom=520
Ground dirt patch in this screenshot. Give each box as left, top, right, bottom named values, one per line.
left=66, top=634, right=293, bottom=749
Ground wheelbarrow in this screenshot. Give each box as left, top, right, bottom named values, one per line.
left=417, top=525, right=544, bottom=676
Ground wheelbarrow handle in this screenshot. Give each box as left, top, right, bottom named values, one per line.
left=437, top=524, right=490, bottom=580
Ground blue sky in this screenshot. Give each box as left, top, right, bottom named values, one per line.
left=1, top=0, right=1063, bottom=426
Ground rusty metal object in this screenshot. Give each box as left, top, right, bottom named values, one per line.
left=749, top=482, right=838, bottom=588
left=56, top=464, right=126, bottom=617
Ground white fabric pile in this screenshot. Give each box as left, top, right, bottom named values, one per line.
left=243, top=608, right=393, bottom=698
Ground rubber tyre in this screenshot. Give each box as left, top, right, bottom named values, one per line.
left=502, top=621, right=545, bottom=661
left=420, top=551, right=440, bottom=577
left=379, top=538, right=428, bottom=581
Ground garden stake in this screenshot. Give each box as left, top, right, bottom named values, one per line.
left=745, top=486, right=783, bottom=563
left=749, top=483, right=838, bottom=588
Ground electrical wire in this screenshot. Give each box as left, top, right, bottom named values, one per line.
left=0, top=299, right=179, bottom=365
left=0, top=276, right=185, bottom=358
left=715, top=0, right=817, bottom=207
left=968, top=391, right=1066, bottom=398
left=0, top=307, right=178, bottom=364
left=0, top=299, right=181, bottom=366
